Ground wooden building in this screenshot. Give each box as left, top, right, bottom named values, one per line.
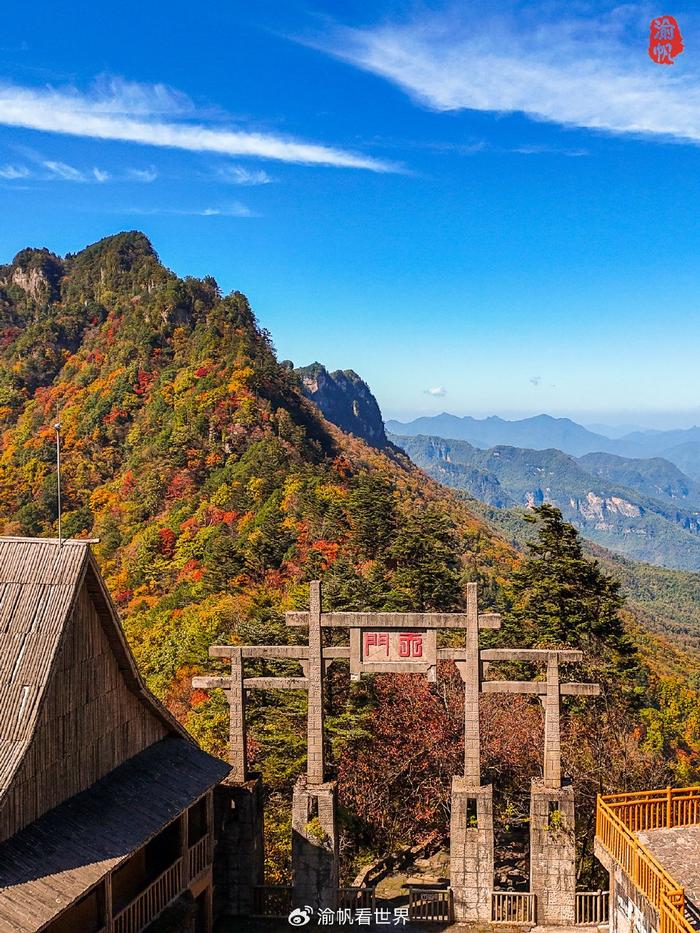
left=0, top=537, right=230, bottom=933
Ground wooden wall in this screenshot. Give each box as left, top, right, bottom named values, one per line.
left=0, top=585, right=168, bottom=840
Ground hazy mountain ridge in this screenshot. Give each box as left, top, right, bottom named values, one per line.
left=389, top=433, right=700, bottom=571
left=387, top=412, right=700, bottom=478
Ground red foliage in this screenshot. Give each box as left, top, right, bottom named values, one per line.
left=337, top=664, right=543, bottom=850
left=166, top=470, right=196, bottom=502
left=103, top=406, right=128, bottom=426
left=120, top=471, right=136, bottom=496
left=133, top=369, right=155, bottom=396
left=311, top=539, right=340, bottom=569
left=158, top=528, right=177, bottom=557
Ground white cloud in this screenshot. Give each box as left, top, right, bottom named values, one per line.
left=40, top=159, right=110, bottom=182
left=0, top=76, right=396, bottom=171
left=219, top=164, right=272, bottom=185
left=123, top=202, right=254, bottom=217
left=319, top=5, right=700, bottom=146
left=128, top=167, right=158, bottom=182
left=43, top=159, right=85, bottom=181
left=424, top=386, right=447, bottom=397
left=0, top=163, right=29, bottom=179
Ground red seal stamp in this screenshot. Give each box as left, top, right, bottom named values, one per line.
left=648, top=15, right=684, bottom=64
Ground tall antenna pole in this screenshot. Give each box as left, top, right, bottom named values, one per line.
left=54, top=416, right=62, bottom=547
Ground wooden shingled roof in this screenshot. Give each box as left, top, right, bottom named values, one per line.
left=0, top=536, right=231, bottom=930
left=0, top=736, right=229, bottom=932
left=0, top=536, right=212, bottom=814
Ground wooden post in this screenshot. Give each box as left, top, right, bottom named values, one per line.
left=667, top=785, right=673, bottom=829
left=181, top=808, right=190, bottom=887
left=307, top=581, right=325, bottom=785
left=104, top=872, right=114, bottom=933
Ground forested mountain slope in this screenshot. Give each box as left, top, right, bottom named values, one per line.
left=0, top=232, right=697, bottom=883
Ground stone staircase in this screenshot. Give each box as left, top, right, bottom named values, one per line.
left=685, top=898, right=700, bottom=932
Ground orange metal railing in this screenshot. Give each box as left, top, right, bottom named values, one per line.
left=596, top=786, right=700, bottom=933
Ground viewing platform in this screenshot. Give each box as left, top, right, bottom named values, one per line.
left=595, top=787, right=700, bottom=933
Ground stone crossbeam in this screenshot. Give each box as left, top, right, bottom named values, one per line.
left=481, top=648, right=600, bottom=789
left=286, top=611, right=502, bottom=630
left=208, top=645, right=351, bottom=660
left=481, top=648, right=583, bottom=662
left=482, top=681, right=601, bottom=696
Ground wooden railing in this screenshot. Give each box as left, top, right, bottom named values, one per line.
left=576, top=890, right=609, bottom=925
left=597, top=787, right=700, bottom=933
left=252, top=885, right=293, bottom=918
left=113, top=858, right=183, bottom=933
left=408, top=887, right=452, bottom=923
left=491, top=891, right=536, bottom=924
left=602, top=787, right=700, bottom=833
left=338, top=887, right=376, bottom=911
left=188, top=833, right=211, bottom=879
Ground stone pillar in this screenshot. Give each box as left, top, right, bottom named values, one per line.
left=543, top=655, right=562, bottom=790
left=450, top=779, right=494, bottom=923
left=213, top=774, right=265, bottom=917
left=292, top=775, right=339, bottom=912
left=463, top=583, right=481, bottom=785
left=530, top=779, right=576, bottom=925
left=307, top=581, right=325, bottom=785
left=228, top=648, right=247, bottom=783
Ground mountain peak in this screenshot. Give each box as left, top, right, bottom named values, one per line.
left=296, top=362, right=388, bottom=448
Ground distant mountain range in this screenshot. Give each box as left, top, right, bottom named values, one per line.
left=388, top=433, right=700, bottom=571
left=385, top=413, right=700, bottom=479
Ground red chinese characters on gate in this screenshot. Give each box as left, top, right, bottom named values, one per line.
left=398, top=632, right=423, bottom=658
left=648, top=15, right=683, bottom=64
left=362, top=631, right=424, bottom=661
left=363, top=631, right=390, bottom=657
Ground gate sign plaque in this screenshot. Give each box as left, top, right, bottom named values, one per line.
left=350, top=628, right=437, bottom=681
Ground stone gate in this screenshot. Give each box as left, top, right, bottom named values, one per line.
left=193, top=580, right=600, bottom=925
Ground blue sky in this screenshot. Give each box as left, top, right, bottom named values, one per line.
left=1, top=1, right=699, bottom=426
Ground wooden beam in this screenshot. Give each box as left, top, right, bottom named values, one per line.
left=480, top=648, right=583, bottom=663
left=285, top=611, right=501, bottom=630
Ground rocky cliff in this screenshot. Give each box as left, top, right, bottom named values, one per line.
left=295, top=362, right=389, bottom=448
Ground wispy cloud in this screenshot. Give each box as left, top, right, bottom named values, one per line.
left=317, top=4, right=700, bottom=146
left=0, top=75, right=396, bottom=171
left=1, top=157, right=160, bottom=184
left=0, top=163, right=29, bottom=179
left=218, top=164, right=272, bottom=185
left=122, top=202, right=255, bottom=217
left=127, top=166, right=158, bottom=182
left=43, top=159, right=85, bottom=181
left=424, top=386, right=447, bottom=397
